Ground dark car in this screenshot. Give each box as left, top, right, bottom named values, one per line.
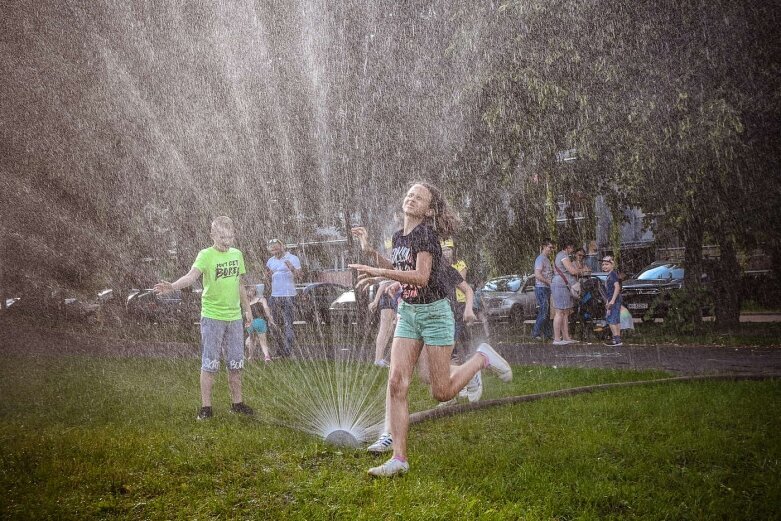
left=294, top=282, right=349, bottom=325
left=481, top=275, right=537, bottom=323
left=126, top=287, right=202, bottom=324
left=621, top=261, right=712, bottom=320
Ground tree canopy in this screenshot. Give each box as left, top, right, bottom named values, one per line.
left=2, top=1, right=778, bottom=325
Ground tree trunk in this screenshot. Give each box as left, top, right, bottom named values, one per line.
left=714, top=233, right=741, bottom=329
left=682, top=216, right=704, bottom=333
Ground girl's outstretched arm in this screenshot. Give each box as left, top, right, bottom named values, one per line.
left=350, top=251, right=433, bottom=290
left=351, top=227, right=394, bottom=269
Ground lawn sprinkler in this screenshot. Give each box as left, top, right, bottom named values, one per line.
left=324, top=429, right=360, bottom=448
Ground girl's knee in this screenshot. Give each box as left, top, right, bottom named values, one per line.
left=431, top=385, right=451, bottom=402
left=388, top=373, right=410, bottom=398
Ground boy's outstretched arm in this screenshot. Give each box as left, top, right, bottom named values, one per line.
left=154, top=268, right=202, bottom=295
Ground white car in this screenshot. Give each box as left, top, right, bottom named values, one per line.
left=481, top=275, right=537, bottom=323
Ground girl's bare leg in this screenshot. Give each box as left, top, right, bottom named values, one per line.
left=388, top=337, right=423, bottom=461
left=420, top=345, right=484, bottom=402
left=245, top=336, right=254, bottom=361
left=562, top=309, right=573, bottom=340
left=258, top=333, right=271, bottom=360
left=553, top=310, right=564, bottom=341
left=374, top=309, right=395, bottom=363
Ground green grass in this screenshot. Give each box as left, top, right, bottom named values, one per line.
left=741, top=300, right=781, bottom=313
left=617, top=321, right=781, bottom=348
left=1, top=356, right=779, bottom=520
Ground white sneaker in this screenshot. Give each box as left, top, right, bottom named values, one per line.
left=476, top=343, right=512, bottom=383
left=437, top=397, right=458, bottom=407
left=464, top=371, right=483, bottom=402
left=374, top=359, right=390, bottom=368
left=552, top=340, right=567, bottom=346
left=366, top=432, right=393, bottom=453
left=368, top=457, right=409, bottom=477
left=563, top=339, right=578, bottom=344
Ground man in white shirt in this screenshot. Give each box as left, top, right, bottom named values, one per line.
left=266, top=239, right=302, bottom=357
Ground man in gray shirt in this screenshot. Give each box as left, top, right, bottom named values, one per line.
left=531, top=239, right=554, bottom=340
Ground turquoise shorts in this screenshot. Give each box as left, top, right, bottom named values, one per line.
left=394, top=298, right=455, bottom=346
left=246, top=317, right=268, bottom=334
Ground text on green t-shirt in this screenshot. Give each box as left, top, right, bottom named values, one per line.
left=193, top=247, right=246, bottom=321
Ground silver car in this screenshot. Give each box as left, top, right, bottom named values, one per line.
left=481, top=275, right=537, bottom=323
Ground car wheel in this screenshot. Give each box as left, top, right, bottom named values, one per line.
left=509, top=305, right=524, bottom=324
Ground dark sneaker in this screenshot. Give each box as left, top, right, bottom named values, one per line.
left=196, top=406, right=213, bottom=421
left=604, top=339, right=624, bottom=347
left=230, top=402, right=255, bottom=416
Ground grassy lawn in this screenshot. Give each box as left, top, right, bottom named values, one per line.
left=1, top=355, right=779, bottom=520
left=623, top=321, right=781, bottom=347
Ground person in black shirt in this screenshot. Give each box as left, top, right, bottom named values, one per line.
left=350, top=182, right=513, bottom=477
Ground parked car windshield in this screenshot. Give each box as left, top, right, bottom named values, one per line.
left=637, top=262, right=684, bottom=280
left=483, top=276, right=523, bottom=292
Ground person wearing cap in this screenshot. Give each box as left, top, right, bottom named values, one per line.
left=265, top=239, right=302, bottom=357
left=441, top=240, right=470, bottom=362
left=601, top=256, right=623, bottom=347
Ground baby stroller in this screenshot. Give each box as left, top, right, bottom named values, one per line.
left=570, top=276, right=612, bottom=342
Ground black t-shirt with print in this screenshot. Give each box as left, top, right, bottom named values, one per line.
left=390, top=224, right=446, bottom=304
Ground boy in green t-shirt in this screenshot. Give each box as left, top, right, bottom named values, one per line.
left=154, top=216, right=254, bottom=421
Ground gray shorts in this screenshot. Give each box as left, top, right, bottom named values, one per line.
left=200, top=317, right=244, bottom=372
left=551, top=284, right=574, bottom=310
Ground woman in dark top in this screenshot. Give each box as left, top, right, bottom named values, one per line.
left=350, top=182, right=513, bottom=477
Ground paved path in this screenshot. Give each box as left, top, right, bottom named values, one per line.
left=493, top=341, right=781, bottom=376
left=1, top=322, right=779, bottom=377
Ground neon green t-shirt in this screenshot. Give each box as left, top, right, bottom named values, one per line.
left=193, top=247, right=246, bottom=321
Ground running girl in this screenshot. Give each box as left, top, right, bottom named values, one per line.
left=349, top=182, right=512, bottom=477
